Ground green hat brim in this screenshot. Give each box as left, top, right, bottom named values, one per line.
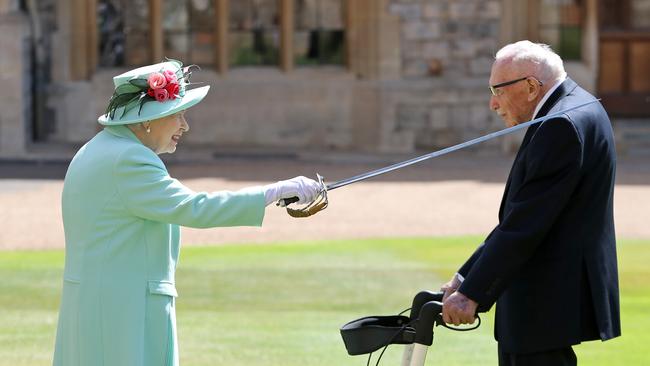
left=98, top=85, right=210, bottom=125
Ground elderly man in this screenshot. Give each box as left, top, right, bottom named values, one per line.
left=441, top=41, right=620, bottom=365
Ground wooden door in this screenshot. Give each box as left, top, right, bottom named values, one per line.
left=598, top=0, right=650, bottom=117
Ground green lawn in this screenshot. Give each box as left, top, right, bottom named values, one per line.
left=0, top=237, right=647, bottom=365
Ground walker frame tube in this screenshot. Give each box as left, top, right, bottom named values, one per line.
left=400, top=291, right=444, bottom=366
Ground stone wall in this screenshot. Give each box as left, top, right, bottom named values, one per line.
left=156, top=68, right=356, bottom=151
left=89, top=67, right=358, bottom=152
left=46, top=0, right=506, bottom=155
left=0, top=10, right=31, bottom=158
left=381, top=0, right=504, bottom=153
left=1, top=0, right=565, bottom=159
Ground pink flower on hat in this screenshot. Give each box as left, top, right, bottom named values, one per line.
left=154, top=88, right=169, bottom=102
left=148, top=70, right=180, bottom=102
left=147, top=72, right=167, bottom=90
left=163, top=69, right=178, bottom=84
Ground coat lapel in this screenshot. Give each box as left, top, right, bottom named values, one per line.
left=498, top=78, right=577, bottom=221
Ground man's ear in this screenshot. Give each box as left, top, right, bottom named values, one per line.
left=527, top=79, right=541, bottom=102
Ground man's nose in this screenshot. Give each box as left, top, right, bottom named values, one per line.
left=489, top=95, right=499, bottom=111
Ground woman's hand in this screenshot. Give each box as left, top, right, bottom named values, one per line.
left=263, top=176, right=322, bottom=206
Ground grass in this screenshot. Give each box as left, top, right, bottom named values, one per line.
left=0, top=237, right=647, bottom=365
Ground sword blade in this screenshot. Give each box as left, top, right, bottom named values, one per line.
left=325, top=99, right=599, bottom=191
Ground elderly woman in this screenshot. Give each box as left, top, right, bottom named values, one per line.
left=52, top=60, right=321, bottom=366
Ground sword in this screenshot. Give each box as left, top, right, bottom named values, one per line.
left=279, top=99, right=600, bottom=210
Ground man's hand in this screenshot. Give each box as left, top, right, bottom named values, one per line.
left=442, top=291, right=478, bottom=326
left=440, top=273, right=462, bottom=301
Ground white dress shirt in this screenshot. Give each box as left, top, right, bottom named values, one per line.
left=532, top=76, right=566, bottom=119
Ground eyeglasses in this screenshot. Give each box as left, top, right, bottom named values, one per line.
left=489, top=76, right=543, bottom=96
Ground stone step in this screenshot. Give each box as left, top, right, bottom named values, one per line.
left=613, top=118, right=650, bottom=155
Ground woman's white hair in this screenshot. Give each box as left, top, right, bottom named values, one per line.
left=495, top=40, right=567, bottom=84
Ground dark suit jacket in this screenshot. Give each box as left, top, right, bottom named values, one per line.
left=457, top=78, right=621, bottom=353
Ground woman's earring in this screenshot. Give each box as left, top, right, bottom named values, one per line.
left=146, top=125, right=151, bottom=133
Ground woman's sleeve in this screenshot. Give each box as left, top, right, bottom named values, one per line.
left=113, top=144, right=265, bottom=228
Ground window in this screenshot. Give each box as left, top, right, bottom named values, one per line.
left=601, top=0, right=650, bottom=31
left=229, top=0, right=280, bottom=66
left=535, top=0, right=583, bottom=61
left=98, top=0, right=150, bottom=67
left=93, top=0, right=352, bottom=73
left=630, top=0, right=650, bottom=30
left=294, top=0, right=345, bottom=66
left=163, top=0, right=216, bottom=67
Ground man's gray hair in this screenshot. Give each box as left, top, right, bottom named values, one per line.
left=495, top=40, right=567, bottom=84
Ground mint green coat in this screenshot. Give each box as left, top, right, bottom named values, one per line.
left=53, top=125, right=265, bottom=366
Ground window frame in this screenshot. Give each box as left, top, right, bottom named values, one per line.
left=88, top=0, right=352, bottom=75
left=83, top=0, right=384, bottom=80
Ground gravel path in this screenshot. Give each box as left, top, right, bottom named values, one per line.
left=1, top=154, right=648, bottom=250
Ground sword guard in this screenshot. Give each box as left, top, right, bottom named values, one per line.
left=282, top=174, right=328, bottom=218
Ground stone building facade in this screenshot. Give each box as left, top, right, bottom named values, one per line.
left=0, top=0, right=31, bottom=158
left=0, top=0, right=648, bottom=160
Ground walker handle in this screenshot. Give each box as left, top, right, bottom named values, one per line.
left=409, top=291, right=444, bottom=320
left=414, top=300, right=443, bottom=346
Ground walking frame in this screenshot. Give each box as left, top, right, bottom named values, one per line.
left=340, top=291, right=480, bottom=366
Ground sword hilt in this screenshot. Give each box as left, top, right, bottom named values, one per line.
left=276, top=174, right=327, bottom=209
left=277, top=197, right=299, bottom=207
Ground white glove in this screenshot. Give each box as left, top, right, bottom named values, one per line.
left=263, top=176, right=322, bottom=206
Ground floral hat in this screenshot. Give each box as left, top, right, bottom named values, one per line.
left=98, top=59, right=210, bottom=125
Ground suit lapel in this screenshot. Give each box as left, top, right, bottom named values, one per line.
left=498, top=78, right=577, bottom=221
left=498, top=126, right=537, bottom=220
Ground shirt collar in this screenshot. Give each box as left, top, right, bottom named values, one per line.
left=533, top=76, right=566, bottom=119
